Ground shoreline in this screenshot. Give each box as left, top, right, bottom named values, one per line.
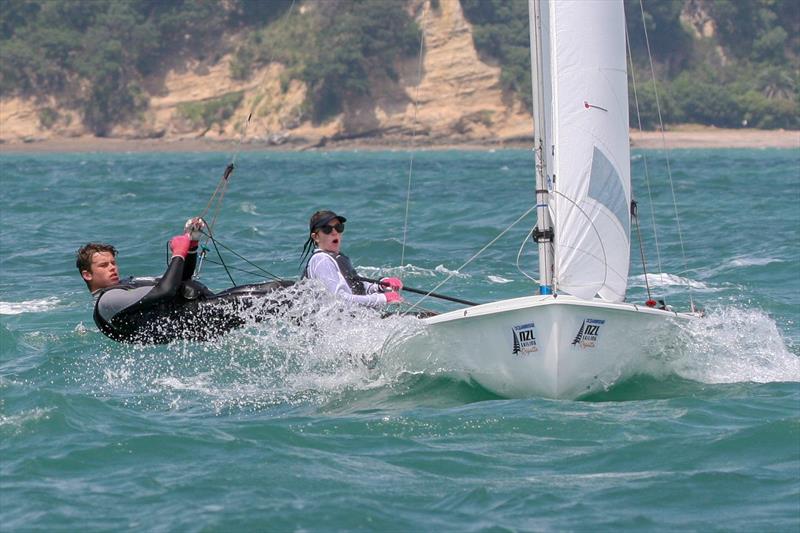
left=0, top=127, right=797, bottom=153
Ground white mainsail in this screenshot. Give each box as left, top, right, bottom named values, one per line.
left=539, top=0, right=632, bottom=302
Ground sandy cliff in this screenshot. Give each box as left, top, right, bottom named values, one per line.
left=2, top=1, right=797, bottom=151
left=0, top=0, right=532, bottom=148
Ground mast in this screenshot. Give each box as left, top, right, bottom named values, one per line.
left=528, top=0, right=554, bottom=295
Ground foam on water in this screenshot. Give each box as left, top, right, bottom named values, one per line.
left=651, top=305, right=799, bottom=385
left=0, top=297, right=61, bottom=315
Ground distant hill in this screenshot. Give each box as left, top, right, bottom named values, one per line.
left=1, top=0, right=797, bottom=145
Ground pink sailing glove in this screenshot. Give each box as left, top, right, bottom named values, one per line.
left=170, top=234, right=191, bottom=259
left=384, top=291, right=403, bottom=304
left=380, top=277, right=403, bottom=291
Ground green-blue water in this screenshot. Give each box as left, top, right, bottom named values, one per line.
left=1, top=148, right=798, bottom=531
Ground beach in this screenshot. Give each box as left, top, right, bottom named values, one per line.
left=1, top=126, right=797, bottom=152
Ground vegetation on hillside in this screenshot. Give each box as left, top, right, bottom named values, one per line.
left=0, top=0, right=292, bottom=135
left=230, top=0, right=419, bottom=122
left=0, top=0, right=796, bottom=135
left=460, top=0, right=532, bottom=111
left=462, top=0, right=798, bottom=129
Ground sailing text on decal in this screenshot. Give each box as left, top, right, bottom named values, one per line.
left=571, top=319, right=606, bottom=349
left=512, top=322, right=539, bottom=356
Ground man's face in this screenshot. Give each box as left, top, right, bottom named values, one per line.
left=82, top=251, right=119, bottom=291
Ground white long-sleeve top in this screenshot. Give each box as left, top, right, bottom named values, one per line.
left=305, top=251, right=388, bottom=308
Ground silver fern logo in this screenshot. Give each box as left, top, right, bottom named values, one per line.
left=571, top=318, right=605, bottom=348
left=511, top=322, right=538, bottom=355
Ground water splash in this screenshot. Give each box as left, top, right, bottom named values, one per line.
left=654, top=305, right=799, bottom=384
left=76, top=284, right=424, bottom=413
left=69, top=286, right=798, bottom=408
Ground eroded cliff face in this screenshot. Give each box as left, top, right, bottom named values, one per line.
left=0, top=0, right=532, bottom=146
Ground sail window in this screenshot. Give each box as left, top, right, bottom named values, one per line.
left=588, top=147, right=629, bottom=236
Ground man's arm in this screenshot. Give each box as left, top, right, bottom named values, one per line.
left=100, top=235, right=191, bottom=322
left=182, top=242, right=199, bottom=281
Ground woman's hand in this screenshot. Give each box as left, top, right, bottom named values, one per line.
left=380, top=277, right=403, bottom=291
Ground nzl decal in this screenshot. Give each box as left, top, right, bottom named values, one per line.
left=512, top=322, right=538, bottom=356
left=571, top=318, right=606, bottom=348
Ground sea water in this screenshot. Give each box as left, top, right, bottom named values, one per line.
left=1, top=148, right=798, bottom=531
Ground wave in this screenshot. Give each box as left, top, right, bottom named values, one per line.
left=728, top=256, right=783, bottom=267
left=0, top=407, right=53, bottom=434
left=628, top=273, right=713, bottom=291
left=0, top=297, right=61, bottom=315
left=239, top=201, right=259, bottom=215
left=357, top=263, right=471, bottom=280
left=698, top=255, right=785, bottom=278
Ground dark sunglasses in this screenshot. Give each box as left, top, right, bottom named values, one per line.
left=317, top=223, right=345, bottom=235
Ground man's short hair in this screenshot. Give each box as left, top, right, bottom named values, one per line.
left=76, top=242, right=117, bottom=275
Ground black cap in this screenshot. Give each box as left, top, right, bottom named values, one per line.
left=309, top=210, right=347, bottom=232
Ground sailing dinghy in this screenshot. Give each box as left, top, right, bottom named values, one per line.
left=386, top=0, right=700, bottom=399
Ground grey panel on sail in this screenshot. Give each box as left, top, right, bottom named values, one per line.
left=588, top=147, right=629, bottom=235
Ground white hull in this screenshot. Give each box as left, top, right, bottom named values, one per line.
left=384, top=296, right=695, bottom=399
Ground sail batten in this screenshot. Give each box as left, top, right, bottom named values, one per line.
left=536, top=0, right=631, bottom=302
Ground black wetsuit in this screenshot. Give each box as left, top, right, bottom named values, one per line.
left=93, top=248, right=293, bottom=344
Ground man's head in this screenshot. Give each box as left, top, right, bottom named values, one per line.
left=76, top=243, right=119, bottom=292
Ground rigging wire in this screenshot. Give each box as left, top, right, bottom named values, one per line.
left=515, top=221, right=539, bottom=284
left=199, top=113, right=253, bottom=235
left=199, top=228, right=283, bottom=281
left=625, top=23, right=658, bottom=302
left=194, top=112, right=254, bottom=283
left=203, top=223, right=237, bottom=287
left=402, top=204, right=538, bottom=315
left=637, top=0, right=695, bottom=311
left=400, top=4, right=427, bottom=268
left=630, top=200, right=653, bottom=301
left=200, top=258, right=280, bottom=281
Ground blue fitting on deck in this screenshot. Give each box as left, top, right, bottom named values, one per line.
left=539, top=285, right=552, bottom=295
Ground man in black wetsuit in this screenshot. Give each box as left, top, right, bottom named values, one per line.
left=77, top=221, right=292, bottom=344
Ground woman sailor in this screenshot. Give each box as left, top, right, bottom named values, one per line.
left=301, top=210, right=403, bottom=307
